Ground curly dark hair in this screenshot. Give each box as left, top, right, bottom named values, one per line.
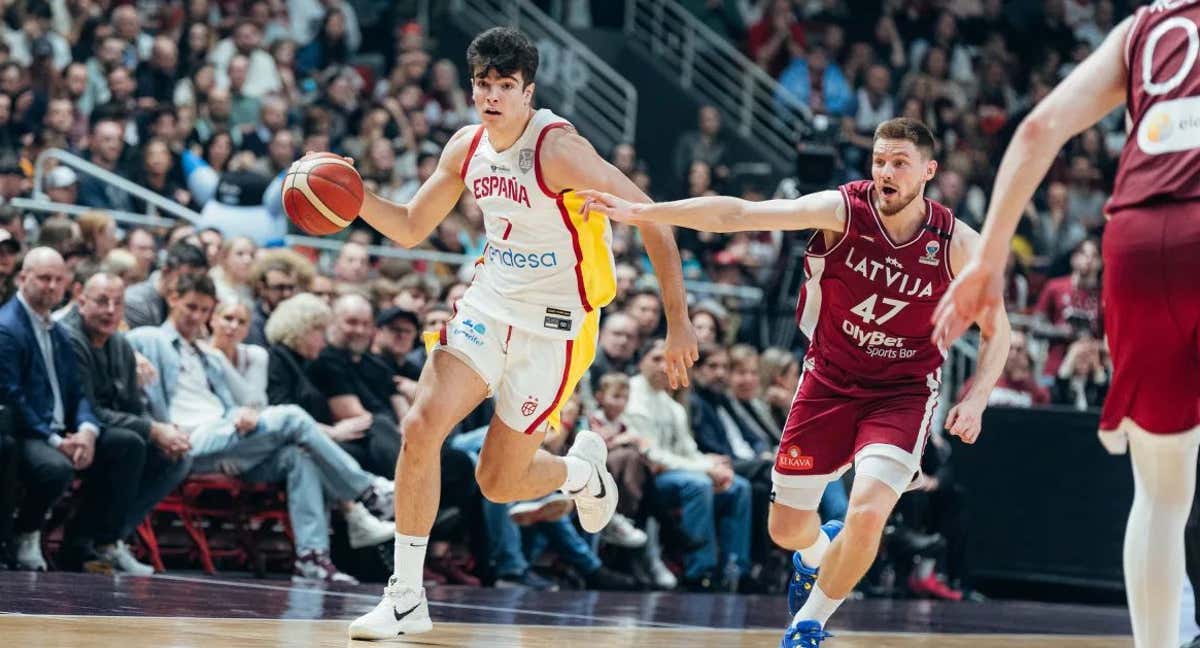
left=466, top=27, right=538, bottom=86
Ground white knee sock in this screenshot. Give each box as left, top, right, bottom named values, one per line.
left=795, top=583, right=843, bottom=626
left=797, top=528, right=831, bottom=569
left=393, top=533, right=429, bottom=590
left=1124, top=426, right=1200, bottom=648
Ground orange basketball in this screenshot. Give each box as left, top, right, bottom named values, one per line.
left=282, top=153, right=364, bottom=236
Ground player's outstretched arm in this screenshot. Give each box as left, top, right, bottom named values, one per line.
left=357, top=126, right=475, bottom=248
left=576, top=189, right=846, bottom=234
left=933, top=16, right=1131, bottom=344
left=943, top=222, right=1012, bottom=445
left=540, top=129, right=698, bottom=388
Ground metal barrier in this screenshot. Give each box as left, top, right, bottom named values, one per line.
left=445, top=0, right=638, bottom=155
left=31, top=148, right=203, bottom=223
left=623, top=0, right=807, bottom=172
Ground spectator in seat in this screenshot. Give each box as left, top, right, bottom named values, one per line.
left=587, top=373, right=653, bottom=551
left=123, top=242, right=208, bottom=329
left=267, top=293, right=484, bottom=583
left=245, top=252, right=306, bottom=347
left=372, top=306, right=423, bottom=415
left=672, top=106, right=730, bottom=194
left=624, top=286, right=664, bottom=340
left=77, top=211, right=119, bottom=263
left=1052, top=336, right=1109, bottom=411
left=587, top=312, right=641, bottom=394
left=123, top=228, right=158, bottom=283
left=208, top=300, right=269, bottom=407
left=128, top=274, right=395, bottom=582
left=1032, top=238, right=1102, bottom=378
left=758, top=347, right=800, bottom=436
left=333, top=241, right=371, bottom=290
left=62, top=272, right=193, bottom=574
left=688, top=343, right=774, bottom=571
left=776, top=46, right=854, bottom=117
left=726, top=345, right=781, bottom=446
left=978, top=330, right=1050, bottom=408
left=625, top=338, right=752, bottom=591
left=0, top=249, right=136, bottom=572
left=747, top=0, right=806, bottom=78
left=308, top=294, right=403, bottom=475
left=77, top=118, right=133, bottom=212
left=209, top=236, right=257, bottom=305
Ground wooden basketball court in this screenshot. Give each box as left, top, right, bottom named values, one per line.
left=0, top=572, right=1134, bottom=647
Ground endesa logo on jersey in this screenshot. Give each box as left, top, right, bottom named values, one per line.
left=488, top=245, right=559, bottom=270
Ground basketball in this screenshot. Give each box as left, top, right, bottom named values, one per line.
left=282, top=153, right=364, bottom=236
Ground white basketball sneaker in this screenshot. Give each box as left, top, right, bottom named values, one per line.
left=348, top=577, right=432, bottom=640
left=565, top=430, right=619, bottom=533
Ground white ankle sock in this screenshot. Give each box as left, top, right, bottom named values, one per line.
left=797, top=529, right=830, bottom=569
left=795, top=584, right=843, bottom=626
left=561, top=456, right=598, bottom=496
left=393, top=533, right=428, bottom=590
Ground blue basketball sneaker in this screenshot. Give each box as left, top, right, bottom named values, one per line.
left=779, top=620, right=832, bottom=647
left=787, top=520, right=844, bottom=616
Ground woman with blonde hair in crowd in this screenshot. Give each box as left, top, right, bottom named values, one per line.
left=758, top=347, right=800, bottom=428
left=262, top=292, right=395, bottom=550
left=77, top=211, right=118, bottom=261
left=208, top=299, right=269, bottom=407
left=210, top=236, right=257, bottom=304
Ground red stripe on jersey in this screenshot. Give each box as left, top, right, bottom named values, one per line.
left=525, top=339, right=574, bottom=434
left=459, top=126, right=485, bottom=180
left=556, top=194, right=592, bottom=312
left=534, top=122, right=572, bottom=198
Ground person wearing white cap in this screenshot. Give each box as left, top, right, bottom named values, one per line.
left=45, top=166, right=78, bottom=206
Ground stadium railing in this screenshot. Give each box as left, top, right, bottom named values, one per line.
left=21, top=148, right=761, bottom=302
left=623, top=0, right=809, bottom=173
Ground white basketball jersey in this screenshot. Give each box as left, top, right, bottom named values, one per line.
left=458, top=108, right=616, bottom=340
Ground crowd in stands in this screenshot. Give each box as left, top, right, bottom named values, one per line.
left=0, top=0, right=1129, bottom=602
left=674, top=0, right=1119, bottom=411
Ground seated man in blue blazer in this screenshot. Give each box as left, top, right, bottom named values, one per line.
left=0, top=248, right=144, bottom=572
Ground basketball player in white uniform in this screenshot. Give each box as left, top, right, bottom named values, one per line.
left=347, top=27, right=698, bottom=639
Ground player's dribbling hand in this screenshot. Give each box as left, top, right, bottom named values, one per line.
left=945, top=397, right=985, bottom=444
left=931, top=258, right=1004, bottom=348
left=577, top=189, right=642, bottom=223
left=664, top=320, right=700, bottom=389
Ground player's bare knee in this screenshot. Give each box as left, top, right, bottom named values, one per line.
left=843, top=500, right=890, bottom=538
left=475, top=462, right=519, bottom=503
left=399, top=406, right=448, bottom=456
left=768, top=507, right=818, bottom=549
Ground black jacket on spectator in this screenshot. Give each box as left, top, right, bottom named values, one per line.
left=61, top=309, right=153, bottom=438
left=309, top=345, right=398, bottom=422
left=688, top=386, right=769, bottom=459
left=266, top=343, right=333, bottom=423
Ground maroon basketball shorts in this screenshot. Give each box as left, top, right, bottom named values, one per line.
left=771, top=369, right=940, bottom=508
left=1100, top=207, right=1200, bottom=450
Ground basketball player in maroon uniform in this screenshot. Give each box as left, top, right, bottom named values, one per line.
left=935, top=3, right=1200, bottom=646
left=581, top=117, right=1011, bottom=646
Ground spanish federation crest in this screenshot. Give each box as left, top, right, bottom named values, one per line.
left=919, top=239, right=941, bottom=266
left=518, top=148, right=535, bottom=173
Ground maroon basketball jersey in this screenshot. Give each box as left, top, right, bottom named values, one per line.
left=796, top=180, right=955, bottom=393
left=1107, top=0, right=1200, bottom=214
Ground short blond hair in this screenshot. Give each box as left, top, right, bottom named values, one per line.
left=265, top=293, right=332, bottom=348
